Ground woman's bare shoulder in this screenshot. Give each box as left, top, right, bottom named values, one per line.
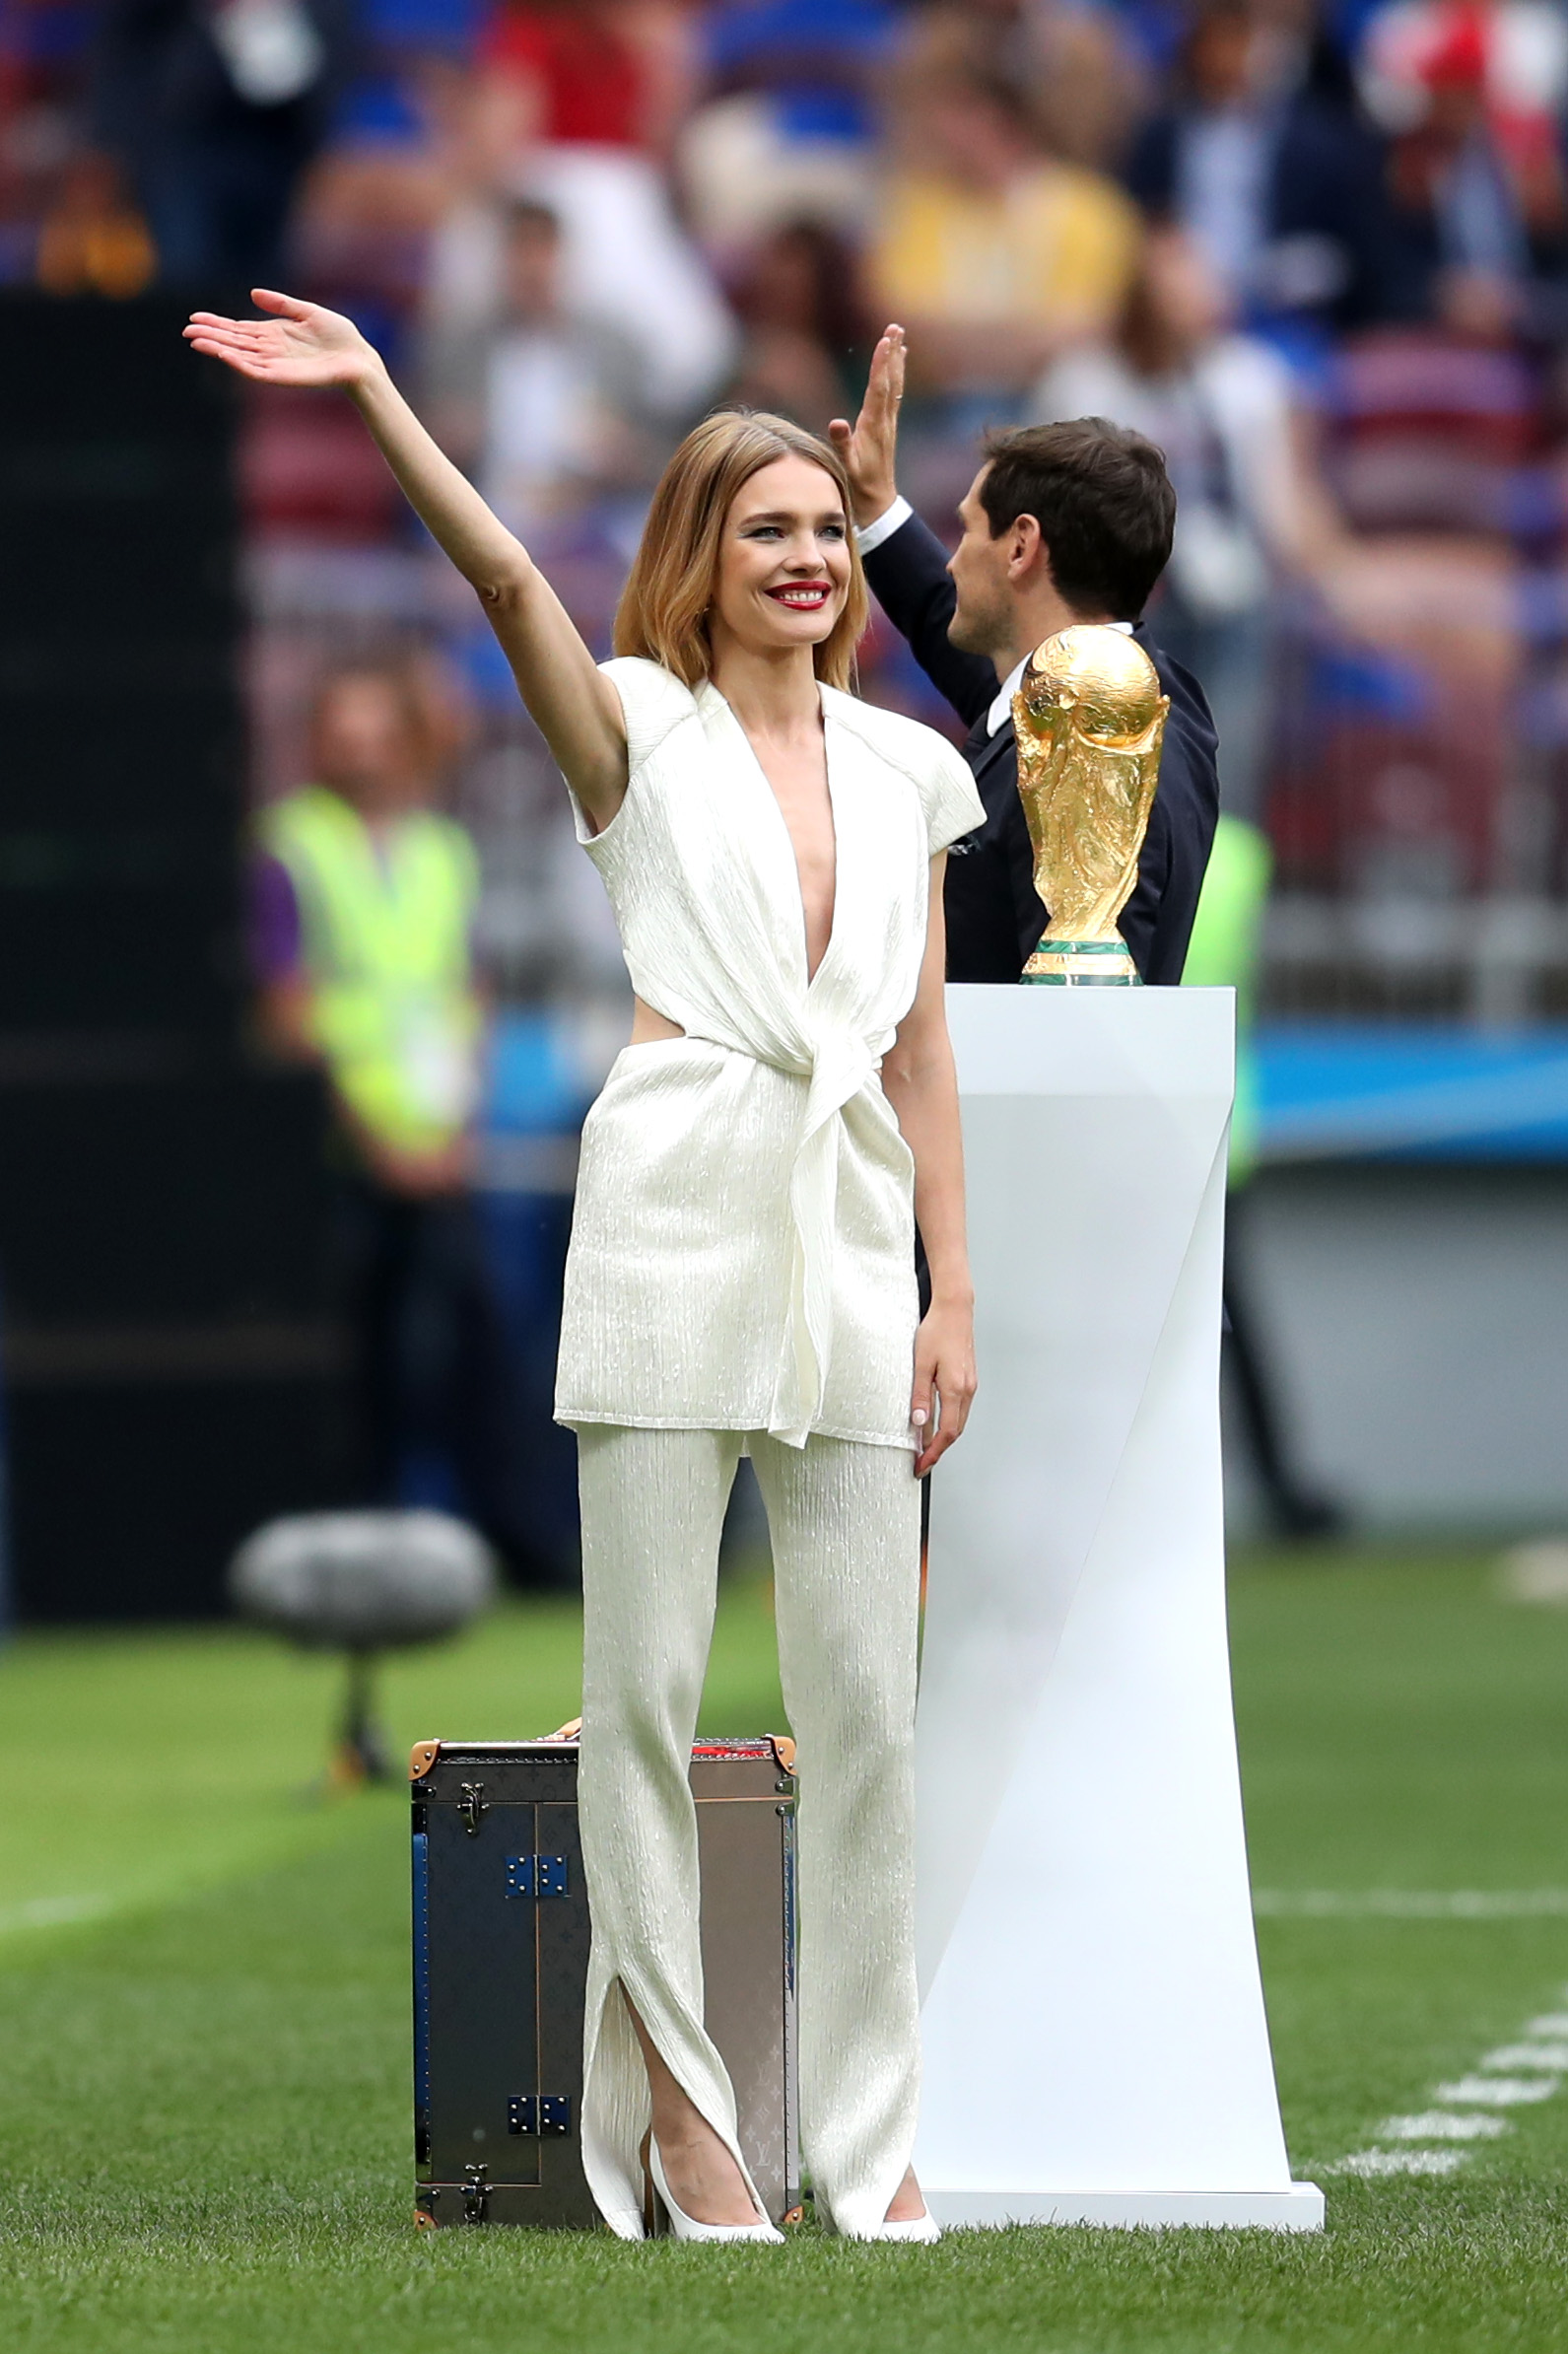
left=598, top=658, right=703, bottom=773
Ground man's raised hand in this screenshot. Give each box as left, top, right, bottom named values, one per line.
left=183, top=289, right=378, bottom=391
left=829, top=322, right=906, bottom=531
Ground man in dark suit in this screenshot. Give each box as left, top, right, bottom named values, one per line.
left=831, top=328, right=1219, bottom=983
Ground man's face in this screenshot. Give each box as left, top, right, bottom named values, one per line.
left=314, top=678, right=424, bottom=812
left=947, top=467, right=1018, bottom=660
left=1189, top=17, right=1256, bottom=105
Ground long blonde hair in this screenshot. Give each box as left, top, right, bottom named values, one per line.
left=614, top=410, right=868, bottom=691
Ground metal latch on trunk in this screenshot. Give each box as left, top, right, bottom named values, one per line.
left=504, top=1853, right=570, bottom=1897
left=509, top=2095, right=572, bottom=2136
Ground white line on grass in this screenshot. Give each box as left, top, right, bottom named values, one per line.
left=1328, top=1982, right=1568, bottom=2179
left=0, top=1894, right=112, bottom=1937
left=1380, top=2113, right=1510, bottom=2141
left=1432, top=2075, right=1561, bottom=2106
left=1337, top=2150, right=1468, bottom=2178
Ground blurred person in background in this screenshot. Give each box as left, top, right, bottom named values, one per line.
left=1032, top=226, right=1345, bottom=821
left=1184, top=817, right=1347, bottom=1535
left=480, top=0, right=696, bottom=158
left=423, top=0, right=734, bottom=421
left=1358, top=0, right=1568, bottom=253
left=678, top=0, right=895, bottom=258
left=1024, top=2, right=1153, bottom=178
left=34, top=150, right=157, bottom=297
left=898, top=0, right=1150, bottom=179
left=420, top=195, right=658, bottom=537
left=723, top=218, right=869, bottom=437
left=1359, top=4, right=1567, bottom=332
left=92, top=0, right=354, bottom=286
left=1126, top=0, right=1405, bottom=349
left=868, top=57, right=1142, bottom=409
left=252, top=659, right=541, bottom=1580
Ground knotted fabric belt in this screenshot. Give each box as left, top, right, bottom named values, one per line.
left=682, top=1015, right=886, bottom=1447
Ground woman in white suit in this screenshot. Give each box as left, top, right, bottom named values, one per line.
left=188, top=293, right=981, bottom=2245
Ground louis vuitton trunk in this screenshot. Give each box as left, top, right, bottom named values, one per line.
left=410, top=1735, right=799, bottom=2230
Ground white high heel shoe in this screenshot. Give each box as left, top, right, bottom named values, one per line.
left=647, top=2136, right=784, bottom=2245
left=862, top=2209, right=941, bottom=2244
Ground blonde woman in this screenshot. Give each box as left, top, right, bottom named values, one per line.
left=187, top=292, right=981, bottom=2245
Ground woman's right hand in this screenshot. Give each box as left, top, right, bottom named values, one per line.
left=183, top=289, right=379, bottom=393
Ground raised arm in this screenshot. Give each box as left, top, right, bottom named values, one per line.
left=185, top=291, right=628, bottom=828
left=828, top=322, right=905, bottom=534
left=830, top=327, right=1000, bottom=729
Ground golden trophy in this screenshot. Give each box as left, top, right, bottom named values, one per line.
left=1013, top=626, right=1168, bottom=985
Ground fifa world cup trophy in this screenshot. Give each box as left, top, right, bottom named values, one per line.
left=1013, top=626, right=1169, bottom=985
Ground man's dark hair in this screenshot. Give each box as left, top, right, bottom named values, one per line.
left=978, top=419, right=1177, bottom=619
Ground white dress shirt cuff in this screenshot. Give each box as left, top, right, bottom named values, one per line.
left=853, top=495, right=914, bottom=556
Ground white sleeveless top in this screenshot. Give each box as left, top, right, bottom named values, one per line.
left=554, top=658, right=986, bottom=1449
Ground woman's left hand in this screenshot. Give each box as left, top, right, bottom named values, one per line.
left=911, top=1299, right=977, bottom=1478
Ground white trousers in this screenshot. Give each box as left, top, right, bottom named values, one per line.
left=575, top=1423, right=923, bottom=2238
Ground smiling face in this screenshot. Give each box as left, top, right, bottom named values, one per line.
left=708, top=454, right=852, bottom=662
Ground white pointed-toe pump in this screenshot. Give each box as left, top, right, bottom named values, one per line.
left=862, top=2209, right=942, bottom=2244
left=645, top=2136, right=784, bottom=2245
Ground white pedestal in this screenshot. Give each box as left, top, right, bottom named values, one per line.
left=915, top=988, right=1322, bottom=2234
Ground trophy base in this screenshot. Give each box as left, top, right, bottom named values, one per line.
left=1022, top=939, right=1141, bottom=987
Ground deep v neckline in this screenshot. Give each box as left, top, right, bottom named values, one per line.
left=707, top=682, right=842, bottom=992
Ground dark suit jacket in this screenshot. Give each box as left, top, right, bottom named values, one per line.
left=862, top=511, right=1220, bottom=985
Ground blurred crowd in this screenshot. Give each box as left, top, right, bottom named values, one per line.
left=25, top=0, right=1568, bottom=1561
left=8, top=0, right=1568, bottom=1025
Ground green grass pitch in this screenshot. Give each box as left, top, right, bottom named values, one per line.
left=4, top=1545, right=1568, bottom=2352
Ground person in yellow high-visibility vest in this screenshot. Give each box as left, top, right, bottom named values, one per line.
left=252, top=660, right=534, bottom=1571
left=256, top=663, right=482, bottom=1188
left=1185, top=814, right=1343, bottom=1539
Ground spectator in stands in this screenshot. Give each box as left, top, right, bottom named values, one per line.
left=679, top=0, right=895, bottom=256
left=868, top=56, right=1142, bottom=406
left=420, top=196, right=656, bottom=534
left=284, top=61, right=456, bottom=334
left=479, top=0, right=694, bottom=157
left=1358, top=0, right=1568, bottom=244
left=1024, top=3, right=1152, bottom=177
left=722, top=219, right=869, bottom=435
left=423, top=0, right=733, bottom=418
left=1032, top=227, right=1344, bottom=819
left=1126, top=0, right=1405, bottom=347
left=900, top=0, right=1150, bottom=179
left=92, top=0, right=354, bottom=287
left=1361, top=6, right=1565, bottom=331
left=34, top=153, right=156, bottom=298
left=252, top=659, right=540, bottom=1581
